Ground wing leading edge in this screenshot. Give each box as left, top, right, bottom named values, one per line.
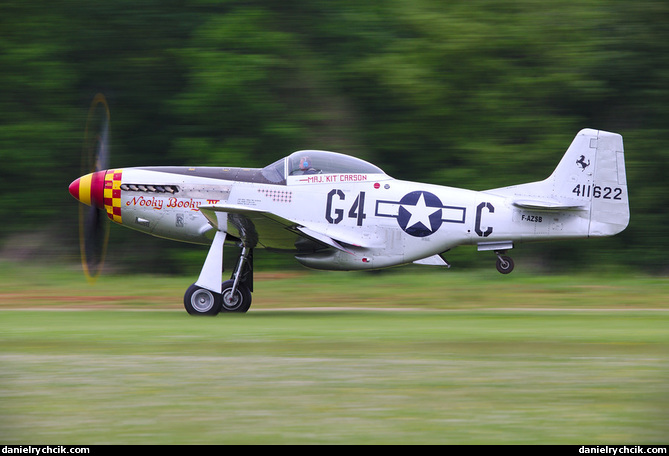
left=198, top=204, right=367, bottom=254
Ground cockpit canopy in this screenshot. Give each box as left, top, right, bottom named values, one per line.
left=261, top=150, right=386, bottom=184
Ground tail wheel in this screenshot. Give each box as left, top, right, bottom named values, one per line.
left=184, top=284, right=222, bottom=316
left=220, top=279, right=252, bottom=313
left=496, top=255, right=514, bottom=274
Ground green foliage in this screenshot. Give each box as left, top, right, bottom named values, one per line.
left=1, top=0, right=667, bottom=272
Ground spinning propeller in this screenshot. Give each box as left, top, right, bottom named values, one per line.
left=74, top=94, right=111, bottom=281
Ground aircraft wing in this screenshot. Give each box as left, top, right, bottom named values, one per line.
left=198, top=204, right=367, bottom=253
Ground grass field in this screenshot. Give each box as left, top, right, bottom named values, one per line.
left=1, top=262, right=668, bottom=444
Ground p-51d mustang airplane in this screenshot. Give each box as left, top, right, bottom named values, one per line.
left=69, top=96, right=629, bottom=315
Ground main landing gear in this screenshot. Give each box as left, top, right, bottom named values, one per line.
left=184, top=234, right=254, bottom=315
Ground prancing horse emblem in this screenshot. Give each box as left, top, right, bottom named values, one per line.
left=576, top=155, right=591, bottom=171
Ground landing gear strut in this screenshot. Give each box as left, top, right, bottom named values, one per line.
left=477, top=242, right=515, bottom=275
left=495, top=250, right=514, bottom=274
left=221, top=246, right=253, bottom=313
left=184, top=226, right=254, bottom=315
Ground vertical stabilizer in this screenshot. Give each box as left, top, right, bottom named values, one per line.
left=550, top=129, right=629, bottom=236
left=486, top=129, right=629, bottom=238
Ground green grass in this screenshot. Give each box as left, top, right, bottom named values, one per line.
left=1, top=261, right=667, bottom=311
left=1, top=262, right=668, bottom=444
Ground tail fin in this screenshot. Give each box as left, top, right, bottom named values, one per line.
left=488, top=129, right=630, bottom=237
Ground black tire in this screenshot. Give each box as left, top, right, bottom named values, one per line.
left=496, top=255, right=514, bottom=274
left=220, top=279, right=252, bottom=313
left=184, top=284, right=222, bottom=316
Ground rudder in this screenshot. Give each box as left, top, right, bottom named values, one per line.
left=587, top=130, right=629, bottom=236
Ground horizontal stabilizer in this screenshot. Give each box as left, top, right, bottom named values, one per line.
left=512, top=200, right=587, bottom=211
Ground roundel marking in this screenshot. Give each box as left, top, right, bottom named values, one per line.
left=397, top=191, right=443, bottom=237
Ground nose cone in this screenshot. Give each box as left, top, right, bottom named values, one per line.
left=68, top=178, right=81, bottom=201
left=68, top=170, right=106, bottom=208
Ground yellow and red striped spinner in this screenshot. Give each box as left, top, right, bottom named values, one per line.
left=68, top=170, right=103, bottom=207
left=68, top=169, right=123, bottom=223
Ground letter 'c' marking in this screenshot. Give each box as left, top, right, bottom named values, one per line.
left=475, top=202, right=494, bottom=237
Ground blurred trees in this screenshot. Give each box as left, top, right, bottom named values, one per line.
left=1, top=0, right=667, bottom=272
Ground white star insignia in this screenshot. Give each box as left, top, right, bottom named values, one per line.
left=403, top=193, right=440, bottom=232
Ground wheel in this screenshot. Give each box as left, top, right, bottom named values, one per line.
left=496, top=255, right=514, bottom=274
left=220, top=279, right=252, bottom=313
left=184, top=284, right=222, bottom=316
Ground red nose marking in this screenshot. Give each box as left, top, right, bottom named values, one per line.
left=90, top=170, right=106, bottom=208
left=68, top=178, right=80, bottom=201
left=67, top=170, right=107, bottom=208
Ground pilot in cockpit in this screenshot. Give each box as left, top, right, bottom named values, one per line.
left=298, top=156, right=320, bottom=174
